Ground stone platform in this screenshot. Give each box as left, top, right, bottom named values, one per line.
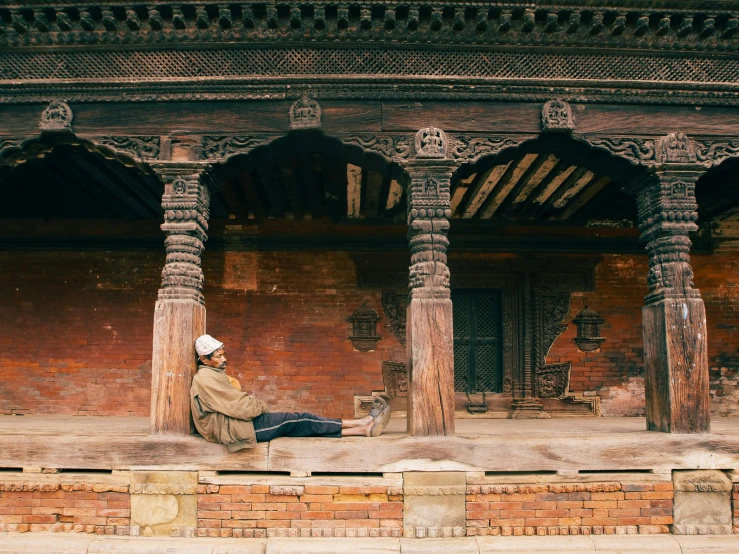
left=0, top=416, right=737, bottom=541
left=1, top=533, right=739, bottom=554
left=1, top=416, right=739, bottom=473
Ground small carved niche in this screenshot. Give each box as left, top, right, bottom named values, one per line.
left=348, top=303, right=381, bottom=352
left=289, top=94, right=321, bottom=130
left=572, top=305, right=605, bottom=352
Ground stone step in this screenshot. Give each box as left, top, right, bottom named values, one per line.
left=1, top=533, right=739, bottom=554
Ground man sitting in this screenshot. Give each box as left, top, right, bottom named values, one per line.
left=190, top=334, right=391, bottom=452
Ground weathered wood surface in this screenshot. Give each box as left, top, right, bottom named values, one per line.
left=0, top=417, right=737, bottom=472
left=643, top=298, right=711, bottom=434
left=151, top=300, right=206, bottom=435
left=2, top=102, right=739, bottom=138
left=407, top=298, right=456, bottom=437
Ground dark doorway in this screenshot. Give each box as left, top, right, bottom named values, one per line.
left=452, top=290, right=503, bottom=394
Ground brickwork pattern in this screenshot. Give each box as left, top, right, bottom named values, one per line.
left=1, top=249, right=738, bottom=419
left=465, top=481, right=673, bottom=537
left=547, top=253, right=739, bottom=417
left=196, top=483, right=404, bottom=538
left=0, top=484, right=130, bottom=534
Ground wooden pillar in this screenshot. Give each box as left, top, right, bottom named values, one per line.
left=404, top=129, right=457, bottom=436
left=636, top=157, right=709, bottom=433
left=150, top=164, right=210, bottom=435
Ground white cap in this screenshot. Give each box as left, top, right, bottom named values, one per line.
left=195, top=334, right=224, bottom=357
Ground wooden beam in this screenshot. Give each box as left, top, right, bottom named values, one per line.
left=531, top=165, right=578, bottom=207
left=235, top=171, right=266, bottom=219
left=554, top=176, right=611, bottom=220
left=347, top=163, right=362, bottom=218
left=364, top=170, right=384, bottom=219
left=278, top=159, right=306, bottom=220
left=552, top=170, right=596, bottom=210
left=480, top=153, right=539, bottom=219
left=450, top=173, right=476, bottom=217
left=44, top=157, right=131, bottom=218
left=385, top=179, right=403, bottom=210
left=462, top=163, right=511, bottom=219
left=298, top=154, right=324, bottom=219
left=67, top=153, right=152, bottom=218
left=85, top=154, right=162, bottom=216
left=511, top=155, right=559, bottom=206
left=254, top=162, right=286, bottom=217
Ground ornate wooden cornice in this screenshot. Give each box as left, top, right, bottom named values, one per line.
left=1, top=2, right=738, bottom=52
left=2, top=130, right=739, bottom=171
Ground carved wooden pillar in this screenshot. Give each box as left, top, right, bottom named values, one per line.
left=150, top=163, right=210, bottom=435
left=404, top=128, right=456, bottom=436
left=636, top=146, right=709, bottom=433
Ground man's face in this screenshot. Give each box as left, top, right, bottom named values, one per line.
left=202, top=347, right=227, bottom=369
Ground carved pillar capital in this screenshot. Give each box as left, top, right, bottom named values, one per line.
left=405, top=162, right=456, bottom=301
left=636, top=167, right=704, bottom=306
left=151, top=163, right=211, bottom=305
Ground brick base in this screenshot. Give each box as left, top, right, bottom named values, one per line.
left=196, top=483, right=404, bottom=538
left=0, top=481, right=130, bottom=534
left=466, top=481, right=673, bottom=537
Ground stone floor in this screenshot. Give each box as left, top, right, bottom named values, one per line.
left=1, top=533, right=739, bottom=554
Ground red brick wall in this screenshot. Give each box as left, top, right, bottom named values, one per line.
left=547, top=253, right=739, bottom=417
left=466, top=480, right=673, bottom=536
left=0, top=251, right=159, bottom=416
left=196, top=483, right=404, bottom=538
left=0, top=483, right=130, bottom=533
left=203, top=251, right=404, bottom=419
left=0, top=250, right=404, bottom=419
left=1, top=249, right=737, bottom=419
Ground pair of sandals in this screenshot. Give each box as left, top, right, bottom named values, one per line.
left=368, top=396, right=392, bottom=437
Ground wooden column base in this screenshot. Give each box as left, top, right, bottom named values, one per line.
left=151, top=299, right=206, bottom=435
left=407, top=298, right=455, bottom=437
left=643, top=298, right=710, bottom=434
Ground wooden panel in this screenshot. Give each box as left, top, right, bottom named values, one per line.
left=68, top=102, right=383, bottom=135
left=575, top=104, right=739, bottom=136
left=381, top=102, right=541, bottom=133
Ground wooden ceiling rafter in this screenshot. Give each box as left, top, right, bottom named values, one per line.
left=479, top=153, right=540, bottom=219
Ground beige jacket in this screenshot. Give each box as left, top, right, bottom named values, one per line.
left=190, top=365, right=269, bottom=452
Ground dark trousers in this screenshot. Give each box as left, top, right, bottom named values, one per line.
left=252, top=412, right=343, bottom=442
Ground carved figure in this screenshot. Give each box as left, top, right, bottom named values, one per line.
left=289, top=95, right=321, bottom=129
left=415, top=127, right=447, bottom=158
left=541, top=99, right=574, bottom=132
left=39, top=101, right=73, bottom=133
left=348, top=303, right=381, bottom=351
left=661, top=132, right=696, bottom=163
left=191, top=334, right=391, bottom=451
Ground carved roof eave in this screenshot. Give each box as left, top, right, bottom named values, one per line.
left=1, top=2, right=738, bottom=53
left=3, top=130, right=738, bottom=174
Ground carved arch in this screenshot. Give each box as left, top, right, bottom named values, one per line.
left=0, top=134, right=157, bottom=173
left=199, top=130, right=412, bottom=168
